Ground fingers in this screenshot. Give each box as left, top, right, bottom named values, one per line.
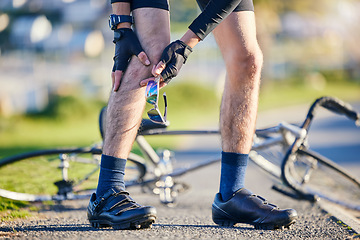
left=139, top=76, right=167, bottom=89
left=152, top=61, right=166, bottom=76
left=161, top=64, right=178, bottom=83
left=159, top=81, right=167, bottom=89
left=139, top=63, right=169, bottom=88
left=137, top=51, right=151, bottom=66
left=112, top=70, right=123, bottom=92
left=140, top=76, right=156, bottom=87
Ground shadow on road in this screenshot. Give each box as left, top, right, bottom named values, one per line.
left=154, top=223, right=254, bottom=230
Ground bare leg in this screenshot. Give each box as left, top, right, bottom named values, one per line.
left=88, top=8, right=170, bottom=230
left=103, top=8, right=170, bottom=159
left=213, top=11, right=263, bottom=154
left=211, top=12, right=297, bottom=230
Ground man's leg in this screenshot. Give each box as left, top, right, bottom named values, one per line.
left=104, top=8, right=170, bottom=158
left=211, top=11, right=297, bottom=229
left=214, top=10, right=262, bottom=202
left=88, top=8, right=170, bottom=229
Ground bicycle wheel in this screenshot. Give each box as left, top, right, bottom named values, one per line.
left=282, top=148, right=360, bottom=210
left=0, top=148, right=147, bottom=202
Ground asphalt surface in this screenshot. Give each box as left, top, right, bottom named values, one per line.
left=0, top=102, right=359, bottom=239
left=0, top=162, right=356, bottom=240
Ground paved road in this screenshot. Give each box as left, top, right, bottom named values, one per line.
left=0, top=162, right=356, bottom=239
left=0, top=102, right=359, bottom=239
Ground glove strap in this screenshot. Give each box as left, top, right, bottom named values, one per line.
left=113, top=28, right=132, bottom=43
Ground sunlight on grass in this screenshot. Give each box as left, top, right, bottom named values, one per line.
left=0, top=210, right=31, bottom=221
left=259, top=80, right=360, bottom=111
left=0, top=197, right=31, bottom=221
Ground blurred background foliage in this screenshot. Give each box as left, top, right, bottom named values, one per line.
left=0, top=0, right=359, bottom=156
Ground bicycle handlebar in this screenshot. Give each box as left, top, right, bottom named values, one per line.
left=305, top=96, right=360, bottom=127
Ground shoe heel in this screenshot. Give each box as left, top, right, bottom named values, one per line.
left=212, top=204, right=237, bottom=227
left=213, top=218, right=237, bottom=227
left=90, top=221, right=110, bottom=228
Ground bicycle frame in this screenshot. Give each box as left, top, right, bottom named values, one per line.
left=1, top=96, right=357, bottom=205
left=135, top=121, right=305, bottom=175
left=129, top=96, right=359, bottom=205
left=280, top=96, right=360, bottom=202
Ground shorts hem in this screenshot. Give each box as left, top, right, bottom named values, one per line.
left=131, top=2, right=169, bottom=11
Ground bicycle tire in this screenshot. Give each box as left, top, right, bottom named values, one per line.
left=282, top=148, right=360, bottom=210
left=99, top=106, right=107, bottom=140
left=0, top=148, right=147, bottom=202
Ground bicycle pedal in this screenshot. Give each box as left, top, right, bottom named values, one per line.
left=54, top=180, right=74, bottom=196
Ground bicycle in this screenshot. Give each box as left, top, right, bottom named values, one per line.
left=0, top=96, right=359, bottom=210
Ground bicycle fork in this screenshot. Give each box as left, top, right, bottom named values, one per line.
left=54, top=154, right=74, bottom=198
left=136, top=135, right=183, bottom=205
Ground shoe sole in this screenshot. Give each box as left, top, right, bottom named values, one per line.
left=90, top=214, right=156, bottom=230
left=254, top=219, right=296, bottom=230
left=214, top=218, right=296, bottom=230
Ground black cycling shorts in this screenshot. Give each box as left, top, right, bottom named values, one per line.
left=196, top=0, right=254, bottom=12
left=131, top=0, right=169, bottom=11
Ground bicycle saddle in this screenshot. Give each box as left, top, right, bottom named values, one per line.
left=137, top=119, right=168, bottom=135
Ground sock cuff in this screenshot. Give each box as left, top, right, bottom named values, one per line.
left=221, top=151, right=248, bottom=166
left=101, top=154, right=127, bottom=170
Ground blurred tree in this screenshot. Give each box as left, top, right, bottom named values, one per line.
left=169, top=0, right=198, bottom=25
left=253, top=0, right=360, bottom=82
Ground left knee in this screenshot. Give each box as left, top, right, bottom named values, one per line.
left=226, top=47, right=263, bottom=82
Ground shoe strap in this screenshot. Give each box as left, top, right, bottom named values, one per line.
left=251, top=194, right=279, bottom=209
left=110, top=193, right=138, bottom=210
left=92, top=188, right=129, bottom=211
left=104, top=193, right=141, bottom=214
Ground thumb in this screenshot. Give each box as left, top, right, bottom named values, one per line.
left=137, top=51, right=151, bottom=66
left=152, top=61, right=166, bottom=76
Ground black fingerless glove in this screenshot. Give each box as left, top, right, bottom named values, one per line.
left=160, top=40, right=193, bottom=84
left=112, top=28, right=144, bottom=72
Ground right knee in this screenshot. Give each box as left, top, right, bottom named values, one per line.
left=147, top=42, right=170, bottom=64
left=125, top=42, right=168, bottom=82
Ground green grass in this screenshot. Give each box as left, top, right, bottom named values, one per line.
left=0, top=95, right=105, bottom=158
left=259, top=80, right=360, bottom=111
left=0, top=155, right=99, bottom=195
left=0, top=82, right=220, bottom=158
left=0, top=209, right=31, bottom=221
left=0, top=197, right=30, bottom=221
